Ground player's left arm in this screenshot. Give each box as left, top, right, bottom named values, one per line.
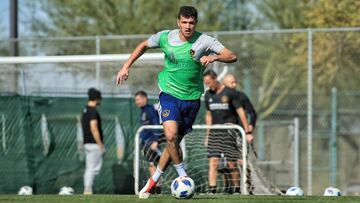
left=236, top=107, right=254, bottom=144
left=204, top=110, right=212, bottom=147
left=200, top=48, right=237, bottom=66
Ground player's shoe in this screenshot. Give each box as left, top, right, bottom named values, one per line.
left=83, top=187, right=93, bottom=195
left=139, top=178, right=157, bottom=199
left=232, top=187, right=241, bottom=195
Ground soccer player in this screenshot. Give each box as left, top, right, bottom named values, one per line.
left=82, top=88, right=104, bottom=195
left=203, top=70, right=251, bottom=194
left=116, top=6, right=237, bottom=199
left=222, top=74, right=257, bottom=130
left=222, top=74, right=256, bottom=194
left=134, top=90, right=162, bottom=194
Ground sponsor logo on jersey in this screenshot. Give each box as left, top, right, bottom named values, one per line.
left=209, top=103, right=229, bottom=110
left=162, top=109, right=170, bottom=117
left=190, top=49, right=195, bottom=56
left=221, top=96, right=229, bottom=103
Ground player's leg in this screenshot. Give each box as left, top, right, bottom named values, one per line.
left=227, top=161, right=241, bottom=194
left=238, top=159, right=254, bottom=195
left=83, top=144, right=102, bottom=195
left=207, top=129, right=220, bottom=194
left=222, top=170, right=233, bottom=194
left=143, top=142, right=158, bottom=180
left=208, top=157, right=219, bottom=194
left=83, top=144, right=93, bottom=194
left=225, top=129, right=242, bottom=194
left=139, top=128, right=185, bottom=198
left=147, top=149, right=162, bottom=194
left=162, top=120, right=186, bottom=172
left=150, top=141, right=162, bottom=156
left=139, top=92, right=184, bottom=198
left=139, top=93, right=200, bottom=198
left=157, top=94, right=200, bottom=177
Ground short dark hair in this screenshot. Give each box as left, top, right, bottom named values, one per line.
left=88, top=88, right=102, bottom=100
left=178, top=6, right=198, bottom=21
left=134, top=90, right=148, bottom=98
left=203, top=69, right=217, bottom=79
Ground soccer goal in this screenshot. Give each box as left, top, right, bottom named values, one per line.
left=134, top=124, right=248, bottom=195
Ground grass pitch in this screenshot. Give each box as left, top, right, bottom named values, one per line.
left=0, top=195, right=359, bottom=203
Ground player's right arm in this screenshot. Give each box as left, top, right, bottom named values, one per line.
left=90, top=119, right=105, bottom=152
left=205, top=110, right=212, bottom=147
left=116, top=40, right=150, bottom=85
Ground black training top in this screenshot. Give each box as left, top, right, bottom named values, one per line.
left=205, top=86, right=243, bottom=125
left=81, top=105, right=103, bottom=144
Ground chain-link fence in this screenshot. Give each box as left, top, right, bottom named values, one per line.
left=0, top=27, right=360, bottom=195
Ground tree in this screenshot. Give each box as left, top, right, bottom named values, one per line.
left=254, top=0, right=308, bottom=29
left=235, top=0, right=309, bottom=119
left=27, top=0, right=229, bottom=37
left=245, top=0, right=360, bottom=119
left=303, top=0, right=360, bottom=92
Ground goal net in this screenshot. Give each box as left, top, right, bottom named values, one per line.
left=134, top=124, right=249, bottom=195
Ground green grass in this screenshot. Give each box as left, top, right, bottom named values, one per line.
left=0, top=195, right=359, bottom=203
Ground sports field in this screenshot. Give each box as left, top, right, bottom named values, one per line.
left=1, top=195, right=359, bottom=203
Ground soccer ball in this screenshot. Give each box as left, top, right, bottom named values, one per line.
left=59, top=186, right=74, bottom=195
left=323, top=187, right=342, bottom=196
left=286, top=186, right=304, bottom=196
left=18, top=186, right=33, bottom=195
left=171, top=176, right=195, bottom=199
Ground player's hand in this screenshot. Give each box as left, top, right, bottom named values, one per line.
left=116, top=66, right=129, bottom=85
left=200, top=55, right=218, bottom=67
left=99, top=143, right=106, bottom=154
left=246, top=134, right=254, bottom=144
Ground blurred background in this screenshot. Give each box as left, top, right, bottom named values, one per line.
left=0, top=0, right=359, bottom=195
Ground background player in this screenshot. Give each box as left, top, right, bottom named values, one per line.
left=134, top=90, right=162, bottom=194
left=222, top=74, right=256, bottom=194
left=82, top=88, right=104, bottom=195
left=204, top=70, right=251, bottom=194
left=116, top=6, right=237, bottom=199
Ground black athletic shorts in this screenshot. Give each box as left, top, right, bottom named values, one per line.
left=207, top=129, right=241, bottom=161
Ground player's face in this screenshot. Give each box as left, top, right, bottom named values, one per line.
left=227, top=78, right=237, bottom=89
left=135, top=95, right=147, bottom=108
left=204, top=76, right=218, bottom=91
left=177, top=16, right=197, bottom=39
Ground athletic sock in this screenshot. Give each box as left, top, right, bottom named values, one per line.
left=174, top=162, right=187, bottom=177
left=151, top=167, right=164, bottom=183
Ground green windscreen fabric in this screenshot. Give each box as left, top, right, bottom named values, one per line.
left=0, top=95, right=205, bottom=194
left=0, top=96, right=139, bottom=194
left=0, top=96, right=30, bottom=194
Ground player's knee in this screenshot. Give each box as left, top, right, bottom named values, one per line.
left=209, top=158, right=218, bottom=170
left=92, top=168, right=101, bottom=175
left=165, top=132, right=178, bottom=144
left=150, top=142, right=158, bottom=151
